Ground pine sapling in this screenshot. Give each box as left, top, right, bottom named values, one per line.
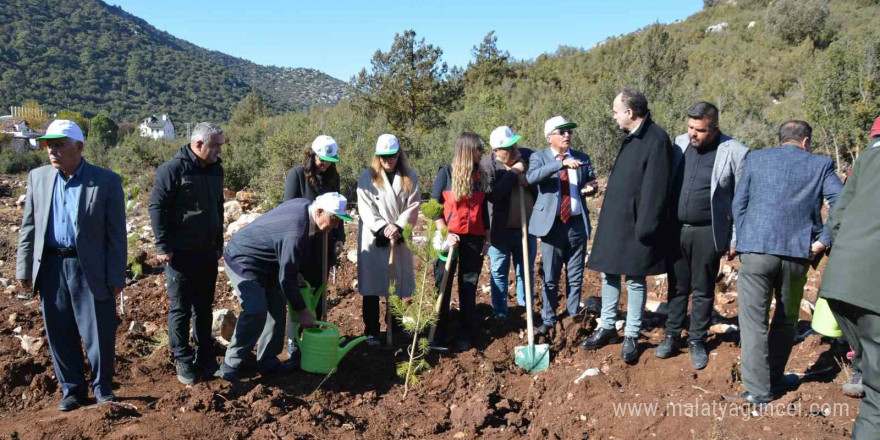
left=389, top=200, right=445, bottom=399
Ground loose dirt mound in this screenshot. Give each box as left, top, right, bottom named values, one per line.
left=0, top=176, right=858, bottom=439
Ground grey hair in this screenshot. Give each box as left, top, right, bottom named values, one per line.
left=190, top=122, right=223, bottom=144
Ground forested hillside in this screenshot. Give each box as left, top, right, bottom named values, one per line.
left=0, top=0, right=346, bottom=122
left=2, top=0, right=878, bottom=208
left=215, top=0, right=880, bottom=205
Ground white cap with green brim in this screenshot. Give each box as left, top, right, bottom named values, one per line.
left=37, top=119, right=85, bottom=144
left=313, top=192, right=353, bottom=222
left=543, top=116, right=578, bottom=137
left=311, top=135, right=340, bottom=162
left=375, top=134, right=400, bottom=156
left=490, top=126, right=522, bottom=149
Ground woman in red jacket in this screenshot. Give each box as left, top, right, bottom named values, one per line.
left=431, top=132, right=490, bottom=351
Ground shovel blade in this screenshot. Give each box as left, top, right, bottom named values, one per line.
left=514, top=343, right=550, bottom=374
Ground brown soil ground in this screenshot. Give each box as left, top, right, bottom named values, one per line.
left=0, top=176, right=860, bottom=440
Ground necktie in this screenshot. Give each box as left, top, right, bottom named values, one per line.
left=557, top=154, right=570, bottom=224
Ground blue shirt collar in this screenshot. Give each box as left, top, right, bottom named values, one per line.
left=58, top=159, right=86, bottom=182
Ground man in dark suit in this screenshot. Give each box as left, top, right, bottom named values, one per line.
left=526, top=116, right=597, bottom=336
left=732, top=120, right=842, bottom=406
left=16, top=120, right=127, bottom=411
left=657, top=102, right=749, bottom=369
left=583, top=89, right=673, bottom=363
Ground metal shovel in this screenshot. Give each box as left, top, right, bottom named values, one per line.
left=513, top=185, right=549, bottom=374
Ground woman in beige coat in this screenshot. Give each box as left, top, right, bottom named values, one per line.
left=357, top=134, right=420, bottom=346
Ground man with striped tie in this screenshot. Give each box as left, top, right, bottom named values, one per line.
left=526, top=116, right=598, bottom=337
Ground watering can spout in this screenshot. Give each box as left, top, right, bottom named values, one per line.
left=338, top=335, right=367, bottom=364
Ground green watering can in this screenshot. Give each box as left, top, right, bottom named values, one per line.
left=288, top=280, right=324, bottom=323
left=293, top=321, right=366, bottom=374
left=811, top=297, right=842, bottom=338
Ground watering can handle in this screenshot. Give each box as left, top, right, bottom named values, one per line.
left=293, top=320, right=335, bottom=346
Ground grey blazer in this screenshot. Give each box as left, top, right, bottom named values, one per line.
left=16, top=161, right=127, bottom=299
left=673, top=133, right=749, bottom=253
left=526, top=147, right=596, bottom=238
left=732, top=144, right=842, bottom=260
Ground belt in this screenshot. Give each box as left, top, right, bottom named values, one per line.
left=681, top=222, right=711, bottom=227
left=46, top=247, right=77, bottom=257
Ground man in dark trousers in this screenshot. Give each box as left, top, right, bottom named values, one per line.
left=656, top=102, right=749, bottom=369
left=819, top=143, right=880, bottom=438
left=16, top=120, right=126, bottom=411
left=216, top=192, right=352, bottom=380
left=526, top=116, right=598, bottom=336
left=481, top=125, right=537, bottom=319
left=732, top=120, right=842, bottom=406
left=583, top=89, right=673, bottom=363
left=149, top=122, right=225, bottom=385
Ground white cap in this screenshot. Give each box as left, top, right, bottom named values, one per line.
left=312, top=192, right=353, bottom=221
left=543, top=116, right=578, bottom=137
left=375, top=134, right=400, bottom=156
left=37, top=119, right=85, bottom=144
left=489, top=126, right=522, bottom=149
left=311, top=135, right=340, bottom=162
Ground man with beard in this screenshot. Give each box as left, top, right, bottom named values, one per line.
left=655, top=102, right=749, bottom=369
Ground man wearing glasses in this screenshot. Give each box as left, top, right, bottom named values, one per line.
left=583, top=89, right=674, bottom=363
left=526, top=117, right=598, bottom=337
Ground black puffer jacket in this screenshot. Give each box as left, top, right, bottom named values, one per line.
left=149, top=145, right=224, bottom=254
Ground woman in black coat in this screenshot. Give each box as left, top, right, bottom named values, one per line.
left=283, top=136, right=345, bottom=355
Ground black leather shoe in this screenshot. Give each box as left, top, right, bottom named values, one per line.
left=534, top=323, right=553, bottom=338
left=58, top=393, right=88, bottom=412
left=654, top=334, right=679, bottom=359
left=723, top=391, right=771, bottom=407
left=689, top=340, right=709, bottom=370
left=621, top=336, right=640, bottom=363
left=771, top=373, right=801, bottom=395
left=580, top=327, right=620, bottom=349
left=195, top=357, right=221, bottom=378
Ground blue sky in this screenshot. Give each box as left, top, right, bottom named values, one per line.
left=110, top=0, right=703, bottom=81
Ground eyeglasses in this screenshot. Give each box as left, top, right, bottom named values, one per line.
left=552, top=129, right=573, bottom=136
left=378, top=153, right=398, bottom=161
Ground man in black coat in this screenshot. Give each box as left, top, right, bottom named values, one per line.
left=149, top=122, right=225, bottom=385
left=582, top=89, right=673, bottom=363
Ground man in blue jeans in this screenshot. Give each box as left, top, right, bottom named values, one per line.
left=480, top=126, right=537, bottom=319
left=583, top=90, right=673, bottom=363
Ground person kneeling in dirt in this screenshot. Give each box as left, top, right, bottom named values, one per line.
left=148, top=122, right=225, bottom=385
left=16, top=120, right=126, bottom=411
left=355, top=134, right=420, bottom=347
left=216, top=193, right=353, bottom=380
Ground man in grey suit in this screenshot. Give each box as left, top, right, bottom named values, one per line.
left=731, top=120, right=842, bottom=406
left=16, top=120, right=127, bottom=411
left=526, top=116, right=597, bottom=336
left=656, top=102, right=749, bottom=369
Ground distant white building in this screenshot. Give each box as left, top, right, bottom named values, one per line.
left=0, top=116, right=41, bottom=150
left=139, top=114, right=174, bottom=140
